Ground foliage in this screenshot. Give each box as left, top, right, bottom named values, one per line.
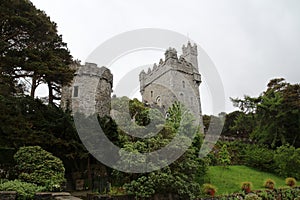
left=264, top=178, right=275, bottom=189
left=274, top=145, right=300, bottom=179
left=244, top=193, right=262, bottom=200
left=0, top=0, right=74, bottom=102
left=218, top=144, right=231, bottom=168
left=0, top=95, right=87, bottom=173
left=202, top=114, right=223, bottom=135
left=207, top=141, right=250, bottom=166
left=285, top=177, right=297, bottom=187
left=202, top=183, right=217, bottom=196
left=241, top=182, right=252, bottom=192
left=231, top=78, right=300, bottom=148
left=0, top=179, right=45, bottom=200
left=115, top=101, right=207, bottom=199
left=221, top=111, right=247, bottom=137
left=108, top=186, right=126, bottom=196
left=14, top=146, right=65, bottom=191
left=243, top=144, right=275, bottom=172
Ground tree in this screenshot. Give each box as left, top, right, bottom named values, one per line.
left=231, top=78, right=300, bottom=148
left=0, top=0, right=74, bottom=102
left=0, top=95, right=88, bottom=174
left=221, top=111, right=246, bottom=137
left=218, top=144, right=231, bottom=168
left=116, top=101, right=207, bottom=199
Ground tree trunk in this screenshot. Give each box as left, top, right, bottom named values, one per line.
left=87, top=155, right=92, bottom=190
left=47, top=81, right=53, bottom=104
left=30, top=75, right=37, bottom=97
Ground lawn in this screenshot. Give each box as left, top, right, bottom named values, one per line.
left=205, top=165, right=287, bottom=195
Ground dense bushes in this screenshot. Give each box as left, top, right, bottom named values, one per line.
left=243, top=145, right=275, bottom=172
left=207, top=141, right=249, bottom=165
left=210, top=141, right=300, bottom=181
left=0, top=180, right=45, bottom=200
left=14, top=146, right=65, bottom=191
left=274, top=145, right=300, bottom=179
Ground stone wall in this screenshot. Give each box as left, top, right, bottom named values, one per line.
left=139, top=43, right=204, bottom=129
left=0, top=191, right=17, bottom=200
left=61, top=62, right=113, bottom=117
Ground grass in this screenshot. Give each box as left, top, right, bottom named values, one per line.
left=205, top=165, right=287, bottom=195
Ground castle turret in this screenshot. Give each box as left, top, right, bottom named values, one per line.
left=182, top=41, right=198, bottom=72
left=139, top=42, right=204, bottom=131
left=61, top=62, right=113, bottom=117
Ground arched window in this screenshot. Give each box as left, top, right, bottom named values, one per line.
left=182, top=81, right=185, bottom=88
left=156, top=96, right=161, bottom=103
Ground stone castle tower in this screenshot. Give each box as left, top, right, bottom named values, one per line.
left=139, top=42, right=203, bottom=129
left=61, top=62, right=113, bottom=117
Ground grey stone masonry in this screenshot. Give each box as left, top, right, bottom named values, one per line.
left=139, top=42, right=204, bottom=131
left=0, top=191, right=17, bottom=200
left=61, top=62, right=113, bottom=117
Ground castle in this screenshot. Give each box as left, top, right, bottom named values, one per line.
left=61, top=41, right=203, bottom=129
left=61, top=62, right=113, bottom=117
left=139, top=41, right=203, bottom=127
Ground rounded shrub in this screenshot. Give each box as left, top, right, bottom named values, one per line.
left=0, top=179, right=45, bottom=200
left=285, top=177, right=297, bottom=187
left=241, top=182, right=252, bottom=193
left=264, top=178, right=275, bottom=189
left=202, top=183, right=217, bottom=197
left=14, top=146, right=65, bottom=191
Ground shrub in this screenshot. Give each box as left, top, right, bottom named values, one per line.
left=218, top=144, right=231, bottom=168
left=244, top=193, right=262, bottom=200
left=243, top=145, right=275, bottom=172
left=274, top=145, right=300, bottom=179
left=285, top=177, right=297, bottom=187
left=0, top=179, right=45, bottom=200
left=14, top=146, right=65, bottom=191
left=202, top=183, right=217, bottom=197
left=264, top=178, right=275, bottom=189
left=241, top=182, right=252, bottom=193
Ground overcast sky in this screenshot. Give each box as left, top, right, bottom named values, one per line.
left=30, top=0, right=300, bottom=115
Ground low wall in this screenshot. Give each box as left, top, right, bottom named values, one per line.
left=0, top=191, right=17, bottom=200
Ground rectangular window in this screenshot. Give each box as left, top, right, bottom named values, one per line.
left=73, top=86, right=79, bottom=97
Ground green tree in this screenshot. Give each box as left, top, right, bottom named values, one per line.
left=218, top=144, right=231, bottom=168
left=221, top=111, right=247, bottom=137
left=231, top=78, right=300, bottom=148
left=0, top=0, right=74, bottom=102
left=0, top=95, right=88, bottom=174
left=117, top=101, right=207, bottom=199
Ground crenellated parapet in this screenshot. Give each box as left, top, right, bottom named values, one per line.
left=182, top=41, right=197, bottom=56
left=139, top=46, right=199, bottom=94
left=139, top=42, right=204, bottom=131
left=61, top=62, right=113, bottom=117
left=76, top=62, right=111, bottom=81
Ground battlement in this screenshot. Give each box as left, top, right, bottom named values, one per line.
left=139, top=45, right=197, bottom=90
left=182, top=41, right=197, bottom=56
left=75, top=62, right=113, bottom=84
